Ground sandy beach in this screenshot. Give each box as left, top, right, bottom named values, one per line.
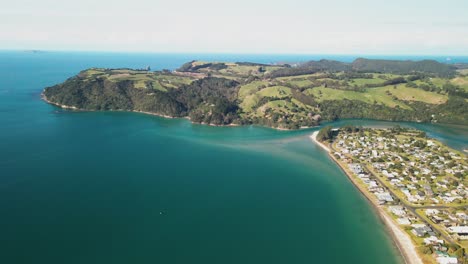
left=310, top=131, right=423, bottom=264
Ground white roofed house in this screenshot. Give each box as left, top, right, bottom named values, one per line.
left=426, top=209, right=440, bottom=216
left=411, top=224, right=432, bottom=237
left=375, top=192, right=393, bottom=203
left=397, top=217, right=411, bottom=225
left=436, top=255, right=458, bottom=264
left=389, top=206, right=406, bottom=217
left=448, top=226, right=468, bottom=240
left=424, top=235, right=443, bottom=245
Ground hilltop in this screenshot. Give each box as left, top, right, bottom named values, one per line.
left=43, top=58, right=468, bottom=129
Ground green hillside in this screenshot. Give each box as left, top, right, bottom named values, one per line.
left=43, top=59, right=468, bottom=130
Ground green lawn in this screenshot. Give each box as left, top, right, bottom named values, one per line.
left=305, top=87, right=367, bottom=102
left=428, top=77, right=448, bottom=88
left=257, top=86, right=291, bottom=98
left=276, top=73, right=326, bottom=81
left=256, top=100, right=294, bottom=115
left=108, top=72, right=152, bottom=82
left=372, top=85, right=448, bottom=104
left=304, top=84, right=446, bottom=108
left=83, top=68, right=106, bottom=77
left=304, top=86, right=410, bottom=108
left=349, top=78, right=386, bottom=86
left=218, top=64, right=282, bottom=76
left=84, top=70, right=194, bottom=91
left=238, top=81, right=269, bottom=99
left=286, top=79, right=315, bottom=88
left=239, top=85, right=291, bottom=112
left=451, top=76, right=468, bottom=91
left=240, top=94, right=261, bottom=112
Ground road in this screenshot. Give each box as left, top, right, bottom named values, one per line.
left=329, top=143, right=467, bottom=245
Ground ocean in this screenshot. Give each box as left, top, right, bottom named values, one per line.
left=0, top=51, right=467, bottom=264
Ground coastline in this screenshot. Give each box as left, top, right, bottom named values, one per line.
left=41, top=92, right=315, bottom=131
left=310, top=131, right=423, bottom=264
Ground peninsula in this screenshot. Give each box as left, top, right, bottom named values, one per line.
left=43, top=58, right=468, bottom=130
left=312, top=125, right=467, bottom=264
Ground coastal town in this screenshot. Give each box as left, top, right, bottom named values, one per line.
left=314, top=126, right=467, bottom=264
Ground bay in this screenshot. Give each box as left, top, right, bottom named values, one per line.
left=1, top=51, right=467, bottom=264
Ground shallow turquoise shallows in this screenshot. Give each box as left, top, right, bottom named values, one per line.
left=1, top=51, right=467, bottom=264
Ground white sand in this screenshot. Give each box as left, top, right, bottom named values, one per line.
left=310, top=131, right=423, bottom=264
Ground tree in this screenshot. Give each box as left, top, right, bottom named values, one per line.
left=317, top=126, right=334, bottom=142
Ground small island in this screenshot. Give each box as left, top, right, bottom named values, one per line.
left=313, top=125, right=467, bottom=264
left=43, top=58, right=468, bottom=129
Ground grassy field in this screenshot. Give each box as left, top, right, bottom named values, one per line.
left=276, top=73, right=324, bottom=81
left=238, top=81, right=269, bottom=99
left=257, top=86, right=291, bottom=98
left=349, top=78, right=386, bottom=86
left=257, top=100, right=292, bottom=113
left=305, top=87, right=367, bottom=102
left=240, top=94, right=261, bottom=112
left=451, top=76, right=468, bottom=91
left=190, top=61, right=282, bottom=77
left=220, top=65, right=280, bottom=76
left=428, top=77, right=448, bottom=88
left=81, top=69, right=195, bottom=92
left=83, top=68, right=106, bottom=77
left=286, top=79, right=314, bottom=88
left=303, top=86, right=411, bottom=107
left=457, top=69, right=468, bottom=75
left=304, top=84, right=447, bottom=109
left=373, top=85, right=448, bottom=104
left=239, top=85, right=292, bottom=112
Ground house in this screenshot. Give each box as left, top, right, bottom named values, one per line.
left=389, top=206, right=406, bottom=217
left=426, top=209, right=440, bottom=216
left=432, top=215, right=444, bottom=224
left=448, top=226, right=468, bottom=240
left=411, top=224, right=431, bottom=237
left=436, top=256, right=458, bottom=264
left=412, top=228, right=427, bottom=237
left=397, top=218, right=411, bottom=225
left=424, top=236, right=444, bottom=245
left=376, top=192, right=394, bottom=203
left=349, top=164, right=363, bottom=174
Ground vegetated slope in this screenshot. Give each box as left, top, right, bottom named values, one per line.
left=351, top=58, right=456, bottom=77
left=44, top=59, right=468, bottom=129
left=269, top=58, right=457, bottom=79
left=44, top=69, right=241, bottom=125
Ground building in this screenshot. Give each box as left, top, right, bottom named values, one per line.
left=448, top=226, right=468, bottom=240
left=389, top=206, right=406, bottom=217
left=397, top=218, right=411, bottom=225
left=436, top=256, right=458, bottom=264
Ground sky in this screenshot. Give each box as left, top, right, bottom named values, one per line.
left=1, top=0, right=468, bottom=55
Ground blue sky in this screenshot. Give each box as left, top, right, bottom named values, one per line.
left=1, top=0, right=468, bottom=54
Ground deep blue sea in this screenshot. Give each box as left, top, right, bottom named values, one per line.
left=0, top=51, right=467, bottom=264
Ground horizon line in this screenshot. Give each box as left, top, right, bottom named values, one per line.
left=2, top=48, right=468, bottom=57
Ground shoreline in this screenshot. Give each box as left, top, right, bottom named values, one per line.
left=41, top=92, right=316, bottom=131
left=310, top=131, right=423, bottom=264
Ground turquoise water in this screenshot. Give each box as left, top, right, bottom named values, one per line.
left=1, top=51, right=467, bottom=264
